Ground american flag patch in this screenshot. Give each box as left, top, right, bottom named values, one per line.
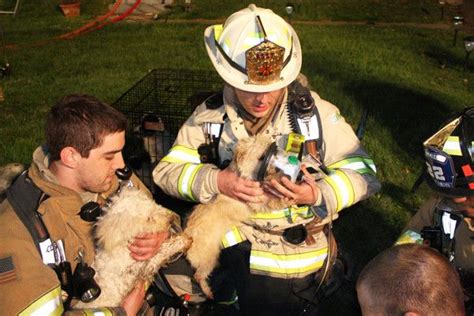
left=0, top=256, right=17, bottom=284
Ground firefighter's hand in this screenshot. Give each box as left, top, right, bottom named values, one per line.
left=264, top=165, right=320, bottom=205
left=129, top=231, right=169, bottom=261
left=121, top=279, right=146, bottom=316
left=218, top=167, right=265, bottom=203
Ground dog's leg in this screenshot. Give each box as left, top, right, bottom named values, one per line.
left=187, top=240, right=222, bottom=299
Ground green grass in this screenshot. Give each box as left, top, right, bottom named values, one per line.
left=0, top=1, right=473, bottom=315
left=162, top=0, right=460, bottom=23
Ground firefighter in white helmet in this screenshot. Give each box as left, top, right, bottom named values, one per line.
left=154, top=4, right=381, bottom=315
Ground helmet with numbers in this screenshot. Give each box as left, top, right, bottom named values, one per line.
left=423, top=107, right=474, bottom=196
left=204, top=4, right=302, bottom=93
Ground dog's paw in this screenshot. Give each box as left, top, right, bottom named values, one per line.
left=195, top=274, right=214, bottom=299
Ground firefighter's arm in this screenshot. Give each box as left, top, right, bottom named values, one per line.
left=152, top=107, right=221, bottom=204
left=308, top=98, right=381, bottom=215
left=395, top=197, right=440, bottom=245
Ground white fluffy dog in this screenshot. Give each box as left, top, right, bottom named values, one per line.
left=76, top=188, right=190, bottom=308
left=184, top=135, right=292, bottom=298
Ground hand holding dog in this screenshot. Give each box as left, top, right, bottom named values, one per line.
left=217, top=167, right=265, bottom=203
left=128, top=231, right=170, bottom=261
left=265, top=165, right=320, bottom=205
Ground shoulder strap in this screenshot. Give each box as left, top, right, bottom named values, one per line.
left=6, top=170, right=50, bottom=255
left=205, top=91, right=224, bottom=110
left=287, top=80, right=324, bottom=160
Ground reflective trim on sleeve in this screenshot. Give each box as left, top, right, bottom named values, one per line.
left=442, top=136, right=462, bottom=156
left=221, top=226, right=247, bottom=248
left=327, top=156, right=377, bottom=175
left=161, top=145, right=201, bottom=164
left=178, top=163, right=204, bottom=201
left=84, top=308, right=114, bottom=316
left=322, top=170, right=355, bottom=212
left=19, top=285, right=63, bottom=316
left=395, top=230, right=423, bottom=245
left=249, top=247, right=328, bottom=276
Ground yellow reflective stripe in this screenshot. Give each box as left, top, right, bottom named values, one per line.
left=251, top=205, right=311, bottom=220
left=443, top=136, right=462, bottom=156
left=395, top=230, right=423, bottom=245
left=328, top=156, right=376, bottom=175
left=161, top=145, right=200, bottom=164
left=323, top=170, right=355, bottom=212
left=19, top=285, right=63, bottom=316
left=178, top=163, right=204, bottom=201
left=221, top=226, right=246, bottom=248
left=250, top=248, right=328, bottom=275
left=214, top=24, right=223, bottom=41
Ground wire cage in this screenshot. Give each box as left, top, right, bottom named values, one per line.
left=113, top=68, right=223, bottom=199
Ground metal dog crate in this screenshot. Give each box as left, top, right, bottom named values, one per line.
left=113, top=68, right=223, bottom=199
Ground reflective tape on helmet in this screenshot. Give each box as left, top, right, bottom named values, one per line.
left=19, top=285, right=63, bottom=316
left=249, top=247, right=328, bottom=276
left=221, top=226, right=247, bottom=248
left=161, top=145, right=201, bottom=164
left=327, top=156, right=377, bottom=175
left=178, top=163, right=204, bottom=201
left=322, top=170, right=355, bottom=212
left=250, top=205, right=312, bottom=221
left=442, top=136, right=463, bottom=156
left=395, top=230, right=423, bottom=245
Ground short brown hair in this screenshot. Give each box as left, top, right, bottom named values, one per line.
left=357, top=244, right=465, bottom=316
left=46, top=94, right=127, bottom=161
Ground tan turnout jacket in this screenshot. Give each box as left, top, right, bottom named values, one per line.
left=0, top=147, right=153, bottom=315
left=154, top=84, right=381, bottom=278
left=397, top=196, right=474, bottom=273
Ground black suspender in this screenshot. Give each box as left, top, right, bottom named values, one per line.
left=6, top=170, right=50, bottom=255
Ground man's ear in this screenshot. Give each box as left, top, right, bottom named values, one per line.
left=404, top=312, right=421, bottom=316
left=59, top=146, right=81, bottom=168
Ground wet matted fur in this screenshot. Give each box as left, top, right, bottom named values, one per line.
left=76, top=188, right=190, bottom=308
left=183, top=135, right=291, bottom=298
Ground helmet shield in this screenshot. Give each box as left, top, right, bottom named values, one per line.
left=423, top=107, right=474, bottom=197
left=204, top=4, right=302, bottom=93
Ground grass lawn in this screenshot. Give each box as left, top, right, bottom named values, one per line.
left=0, top=1, right=473, bottom=315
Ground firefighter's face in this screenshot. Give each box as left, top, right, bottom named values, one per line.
left=234, top=87, right=285, bottom=118
left=452, top=196, right=474, bottom=218
left=76, top=131, right=126, bottom=193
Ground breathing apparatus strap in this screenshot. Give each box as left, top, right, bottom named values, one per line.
left=7, top=171, right=79, bottom=308
left=7, top=171, right=51, bottom=256
left=434, top=207, right=461, bottom=262
left=287, top=81, right=324, bottom=163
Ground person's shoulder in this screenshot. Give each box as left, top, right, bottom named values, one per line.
left=192, top=92, right=226, bottom=124
left=204, top=91, right=224, bottom=110
left=310, top=91, right=338, bottom=113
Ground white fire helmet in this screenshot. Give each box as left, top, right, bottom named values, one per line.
left=204, top=4, right=302, bottom=93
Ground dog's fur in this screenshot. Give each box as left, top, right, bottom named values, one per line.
left=75, top=188, right=190, bottom=308
left=184, top=135, right=292, bottom=298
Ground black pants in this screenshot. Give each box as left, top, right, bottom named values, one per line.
left=160, top=242, right=320, bottom=316
left=218, top=241, right=320, bottom=316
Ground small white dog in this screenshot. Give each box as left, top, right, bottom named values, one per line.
left=76, top=188, right=190, bottom=308
left=184, top=135, right=292, bottom=298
